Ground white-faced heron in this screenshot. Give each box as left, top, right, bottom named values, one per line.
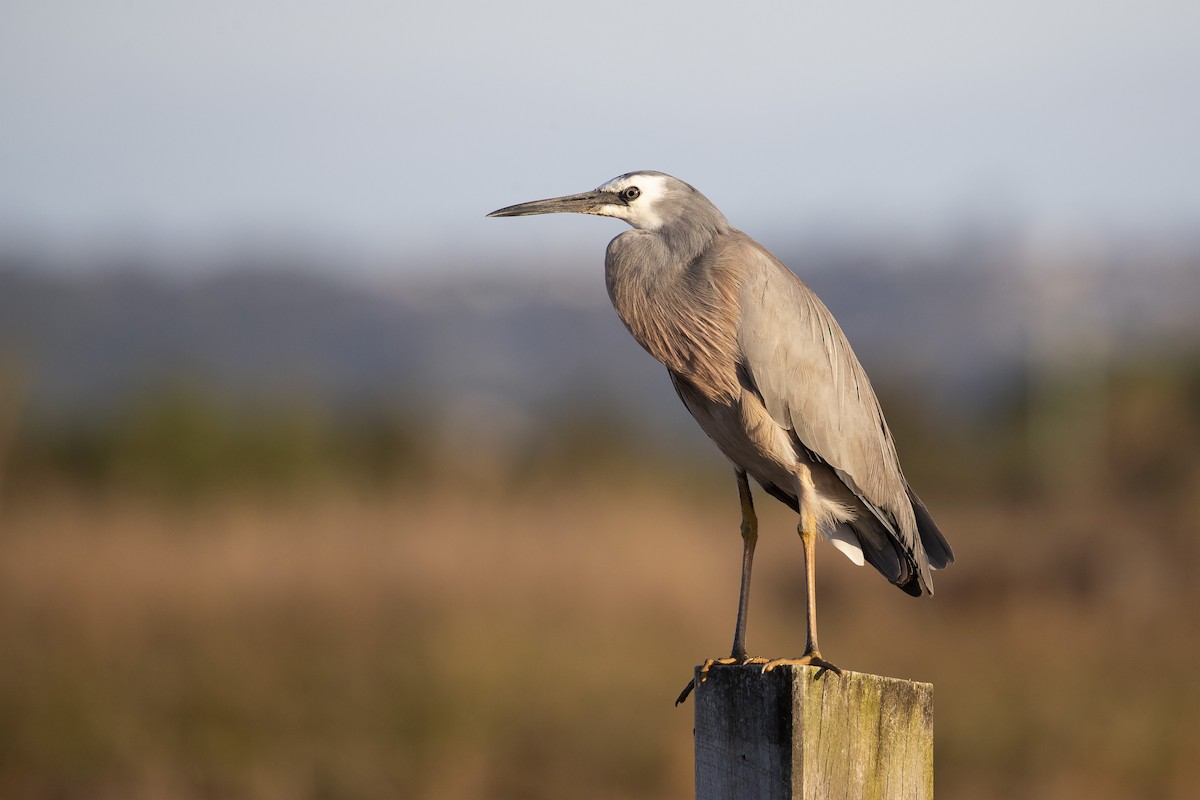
left=488, top=171, right=954, bottom=701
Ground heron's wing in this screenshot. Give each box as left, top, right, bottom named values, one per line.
left=732, top=236, right=950, bottom=590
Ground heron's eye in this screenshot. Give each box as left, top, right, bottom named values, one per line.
left=621, top=187, right=641, bottom=202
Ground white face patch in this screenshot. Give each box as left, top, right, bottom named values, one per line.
left=594, top=172, right=673, bottom=230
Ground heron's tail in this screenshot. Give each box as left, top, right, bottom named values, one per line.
left=844, top=490, right=952, bottom=598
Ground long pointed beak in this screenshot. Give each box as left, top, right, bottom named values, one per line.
left=487, top=190, right=619, bottom=218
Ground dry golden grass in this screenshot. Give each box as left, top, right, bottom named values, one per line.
left=1, top=473, right=1198, bottom=799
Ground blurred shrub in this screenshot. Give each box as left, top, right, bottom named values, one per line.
left=4, top=384, right=430, bottom=500
left=1104, top=358, right=1200, bottom=495
left=4, top=353, right=1200, bottom=507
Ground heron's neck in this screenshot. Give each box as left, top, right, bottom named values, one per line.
left=604, top=225, right=742, bottom=403
left=657, top=213, right=729, bottom=267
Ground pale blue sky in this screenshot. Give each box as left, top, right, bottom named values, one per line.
left=2, top=1, right=1198, bottom=276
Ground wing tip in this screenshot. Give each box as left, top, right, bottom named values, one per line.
left=909, top=489, right=954, bottom=570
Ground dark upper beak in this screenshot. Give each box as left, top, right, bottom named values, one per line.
left=486, top=190, right=619, bottom=218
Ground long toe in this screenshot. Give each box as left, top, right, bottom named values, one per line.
left=761, top=655, right=843, bottom=679
left=676, top=654, right=774, bottom=705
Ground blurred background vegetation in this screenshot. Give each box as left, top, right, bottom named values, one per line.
left=4, top=2, right=1200, bottom=798
left=1, top=243, right=1198, bottom=800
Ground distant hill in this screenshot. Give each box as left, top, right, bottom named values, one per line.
left=1, top=239, right=1197, bottom=439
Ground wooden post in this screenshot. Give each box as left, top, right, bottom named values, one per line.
left=694, top=664, right=933, bottom=800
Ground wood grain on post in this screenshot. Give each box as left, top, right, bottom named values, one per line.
left=694, top=664, right=933, bottom=800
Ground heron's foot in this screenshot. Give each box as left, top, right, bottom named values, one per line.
left=761, top=653, right=843, bottom=680
left=674, top=655, right=771, bottom=706
left=701, top=654, right=772, bottom=679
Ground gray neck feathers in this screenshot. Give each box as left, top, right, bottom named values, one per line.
left=657, top=198, right=730, bottom=267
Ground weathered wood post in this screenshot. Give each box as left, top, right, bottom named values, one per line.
left=694, top=664, right=934, bottom=800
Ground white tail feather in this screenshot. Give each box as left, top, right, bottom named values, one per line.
left=827, top=528, right=865, bottom=566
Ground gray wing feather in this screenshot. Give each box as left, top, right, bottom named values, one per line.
left=734, top=238, right=944, bottom=591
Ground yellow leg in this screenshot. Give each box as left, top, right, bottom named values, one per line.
left=675, top=469, right=771, bottom=706
left=762, top=464, right=841, bottom=679
left=731, top=468, right=758, bottom=660
left=676, top=467, right=842, bottom=706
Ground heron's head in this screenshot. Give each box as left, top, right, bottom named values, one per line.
left=487, top=171, right=721, bottom=232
